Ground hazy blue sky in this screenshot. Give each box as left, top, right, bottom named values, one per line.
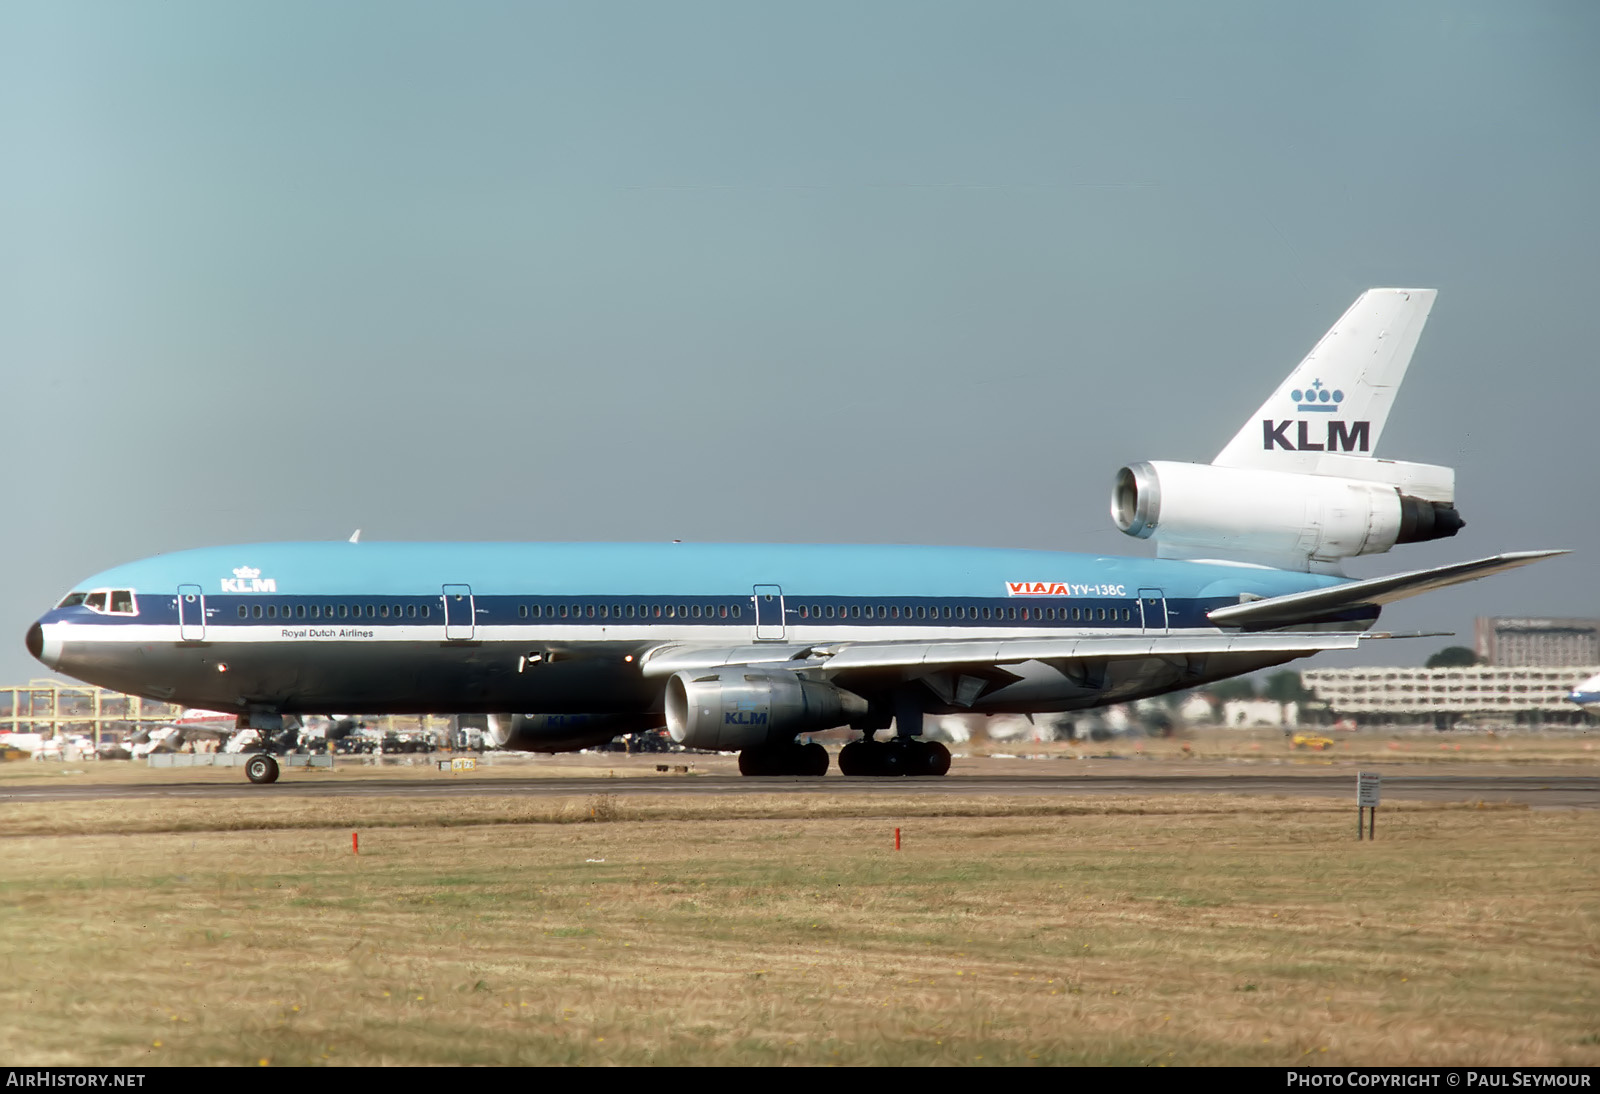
left=3, top=1, right=1597, bottom=684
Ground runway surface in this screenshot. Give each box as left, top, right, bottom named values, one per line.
left=6, top=773, right=1595, bottom=808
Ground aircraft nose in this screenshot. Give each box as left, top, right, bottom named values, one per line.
left=25, top=621, right=55, bottom=668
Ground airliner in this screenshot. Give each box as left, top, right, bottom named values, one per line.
left=25, top=289, right=1564, bottom=782
left=1569, top=672, right=1600, bottom=714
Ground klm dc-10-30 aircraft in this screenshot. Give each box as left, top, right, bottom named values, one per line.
left=26, top=290, right=1564, bottom=783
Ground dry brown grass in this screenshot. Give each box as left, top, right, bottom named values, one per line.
left=1, top=790, right=1595, bottom=1066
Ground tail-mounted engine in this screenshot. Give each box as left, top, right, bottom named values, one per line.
left=665, top=670, right=867, bottom=752
left=1112, top=459, right=1463, bottom=570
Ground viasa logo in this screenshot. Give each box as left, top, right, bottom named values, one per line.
left=1263, top=378, right=1370, bottom=451
left=221, top=566, right=277, bottom=593
left=1006, top=581, right=1072, bottom=596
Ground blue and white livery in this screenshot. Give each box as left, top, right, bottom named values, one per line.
left=25, top=290, right=1565, bottom=779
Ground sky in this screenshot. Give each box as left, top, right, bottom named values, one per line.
left=2, top=1, right=1597, bottom=686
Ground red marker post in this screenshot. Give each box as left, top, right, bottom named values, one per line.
left=352, top=831, right=359, bottom=855
left=894, top=827, right=901, bottom=851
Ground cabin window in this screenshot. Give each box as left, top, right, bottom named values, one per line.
left=238, top=605, right=248, bottom=619
left=731, top=604, right=740, bottom=619
left=380, top=604, right=390, bottom=618
left=296, top=605, right=306, bottom=619
left=719, top=605, right=728, bottom=619
left=406, top=605, right=416, bottom=618
left=267, top=605, right=278, bottom=619
left=421, top=605, right=429, bottom=618
left=612, top=603, right=622, bottom=618
left=519, top=605, right=528, bottom=619
left=338, top=604, right=348, bottom=618
left=1096, top=608, right=1106, bottom=621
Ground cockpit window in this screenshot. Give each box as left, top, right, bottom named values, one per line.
left=57, top=592, right=87, bottom=608
left=80, top=589, right=137, bottom=615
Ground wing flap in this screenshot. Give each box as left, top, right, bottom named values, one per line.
left=1207, top=550, right=1568, bottom=630
left=640, top=632, right=1365, bottom=679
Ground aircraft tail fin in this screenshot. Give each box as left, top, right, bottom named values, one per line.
left=1213, top=288, right=1437, bottom=472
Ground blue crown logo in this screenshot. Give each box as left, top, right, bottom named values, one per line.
left=1291, top=379, right=1343, bottom=413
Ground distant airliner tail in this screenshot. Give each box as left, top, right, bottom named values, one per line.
left=1212, top=288, right=1437, bottom=473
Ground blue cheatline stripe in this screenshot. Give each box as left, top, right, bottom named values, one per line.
left=48, top=591, right=1240, bottom=632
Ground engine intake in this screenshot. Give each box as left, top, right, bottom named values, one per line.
left=665, top=670, right=866, bottom=752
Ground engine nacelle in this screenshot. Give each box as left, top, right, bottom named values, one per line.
left=1112, top=461, right=1463, bottom=568
left=484, top=713, right=660, bottom=753
left=665, top=670, right=867, bottom=752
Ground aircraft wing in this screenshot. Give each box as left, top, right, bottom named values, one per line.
left=639, top=631, right=1366, bottom=680
left=1206, top=550, right=1568, bottom=631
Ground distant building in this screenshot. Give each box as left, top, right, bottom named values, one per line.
left=1475, top=618, right=1600, bottom=667
left=1220, top=699, right=1298, bottom=728
left=1302, top=665, right=1597, bottom=728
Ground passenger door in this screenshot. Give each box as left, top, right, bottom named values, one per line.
left=178, top=585, right=206, bottom=642
left=443, top=584, right=475, bottom=641
left=1138, top=588, right=1169, bottom=634
left=753, top=585, right=785, bottom=641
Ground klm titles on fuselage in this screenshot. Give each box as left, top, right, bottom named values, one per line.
left=1262, top=419, right=1370, bottom=452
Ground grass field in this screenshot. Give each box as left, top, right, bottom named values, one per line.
left=1, top=789, right=1595, bottom=1066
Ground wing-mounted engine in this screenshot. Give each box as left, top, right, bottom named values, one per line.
left=485, top=712, right=660, bottom=753
left=665, top=670, right=867, bottom=751
left=1112, top=460, right=1463, bottom=572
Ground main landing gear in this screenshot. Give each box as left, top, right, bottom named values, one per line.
left=738, top=741, right=830, bottom=777
left=838, top=738, right=951, bottom=778
left=244, top=753, right=280, bottom=784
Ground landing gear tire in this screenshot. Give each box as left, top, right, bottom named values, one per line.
left=739, top=748, right=776, bottom=776
left=245, top=753, right=280, bottom=785
left=918, top=741, right=952, bottom=777
left=799, top=742, right=829, bottom=777
left=839, top=739, right=950, bottom=777
left=739, top=743, right=831, bottom=777
left=838, top=741, right=871, bottom=777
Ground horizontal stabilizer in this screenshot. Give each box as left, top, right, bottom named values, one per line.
left=1206, top=550, right=1568, bottom=630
